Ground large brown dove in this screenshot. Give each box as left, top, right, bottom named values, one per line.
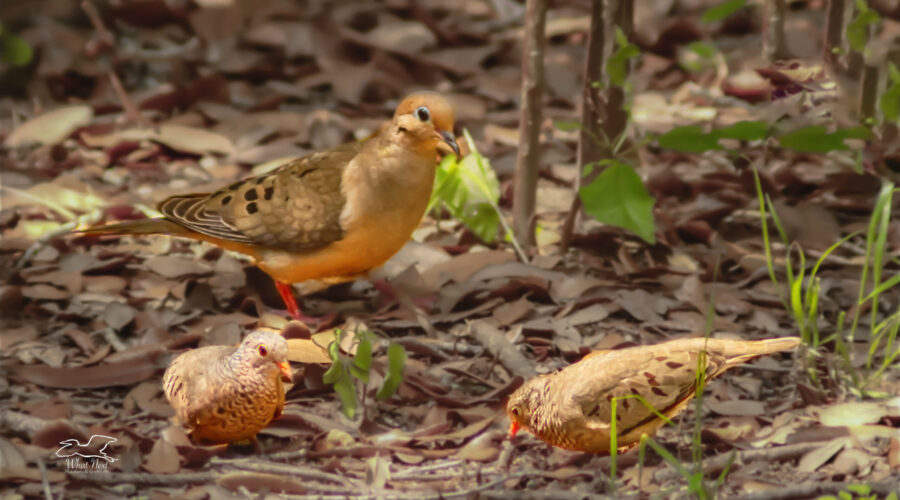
left=81, top=92, right=459, bottom=320
left=162, top=329, right=293, bottom=444
left=506, top=337, right=800, bottom=454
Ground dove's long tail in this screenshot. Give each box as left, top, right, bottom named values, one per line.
left=77, top=218, right=262, bottom=256
left=78, top=218, right=187, bottom=237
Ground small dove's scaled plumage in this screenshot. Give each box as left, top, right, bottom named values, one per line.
left=162, top=330, right=293, bottom=444
left=507, top=337, right=800, bottom=454
left=81, top=92, right=459, bottom=320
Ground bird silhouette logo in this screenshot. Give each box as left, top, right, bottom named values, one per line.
left=55, top=435, right=118, bottom=463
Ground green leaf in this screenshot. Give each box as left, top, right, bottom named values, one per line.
left=778, top=125, right=871, bottom=153
left=1, top=30, right=33, bottom=67
left=880, top=63, right=900, bottom=123
left=333, top=374, right=358, bottom=419
left=680, top=42, right=719, bottom=73
left=322, top=331, right=344, bottom=384
left=658, top=125, right=722, bottom=153
left=579, top=161, right=656, bottom=244
left=606, top=28, right=640, bottom=87
left=554, top=120, right=583, bottom=132
left=846, top=1, right=880, bottom=52
left=686, top=41, right=717, bottom=59
left=322, top=358, right=344, bottom=384
left=716, top=121, right=768, bottom=141
left=350, top=337, right=372, bottom=383
left=701, top=0, right=747, bottom=23
left=376, top=343, right=407, bottom=400
left=847, top=484, right=871, bottom=496
left=429, top=132, right=501, bottom=243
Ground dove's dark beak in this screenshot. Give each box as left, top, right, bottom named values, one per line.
left=436, top=130, right=460, bottom=157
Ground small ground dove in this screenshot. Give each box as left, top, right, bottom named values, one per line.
left=81, top=92, right=459, bottom=321
left=507, top=336, right=800, bottom=454
left=162, top=329, right=293, bottom=445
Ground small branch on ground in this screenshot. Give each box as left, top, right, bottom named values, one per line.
left=81, top=0, right=152, bottom=127
left=859, top=63, right=879, bottom=120
left=559, top=1, right=634, bottom=251
left=824, top=0, right=846, bottom=69
left=764, top=0, right=789, bottom=61
left=561, top=0, right=604, bottom=252
left=731, top=479, right=900, bottom=500
left=653, top=442, right=821, bottom=483
left=470, top=322, right=536, bottom=379
left=67, top=471, right=216, bottom=485
left=512, top=0, right=547, bottom=253
left=222, top=460, right=358, bottom=487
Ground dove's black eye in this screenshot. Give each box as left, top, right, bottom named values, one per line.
left=415, top=106, right=430, bottom=122
left=511, top=407, right=519, bottom=416
left=258, top=345, right=268, bottom=357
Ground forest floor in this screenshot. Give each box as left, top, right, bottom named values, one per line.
left=1, top=0, right=899, bottom=499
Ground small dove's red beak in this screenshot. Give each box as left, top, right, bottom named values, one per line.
left=508, top=421, right=521, bottom=439
left=278, top=361, right=293, bottom=382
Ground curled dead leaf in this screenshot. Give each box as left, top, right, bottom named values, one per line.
left=10, top=352, right=161, bottom=389
left=82, top=124, right=235, bottom=156
left=5, top=105, right=94, bottom=147
left=217, top=471, right=307, bottom=494
left=286, top=338, right=331, bottom=364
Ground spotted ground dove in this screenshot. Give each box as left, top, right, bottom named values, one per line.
left=162, top=329, right=294, bottom=444
left=82, top=92, right=459, bottom=320
left=507, top=336, right=800, bottom=453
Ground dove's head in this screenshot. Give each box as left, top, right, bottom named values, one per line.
left=392, top=91, right=460, bottom=158
left=238, top=329, right=292, bottom=382
left=506, top=376, right=548, bottom=439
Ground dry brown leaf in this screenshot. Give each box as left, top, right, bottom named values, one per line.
left=420, top=250, right=516, bottom=288
left=469, top=320, right=536, bottom=379
left=815, top=401, right=895, bottom=427
left=550, top=276, right=611, bottom=302
left=317, top=429, right=355, bottom=451
left=124, top=381, right=174, bottom=418
left=217, top=471, right=308, bottom=494
left=412, top=415, right=498, bottom=444
left=5, top=105, right=94, bottom=147
left=11, top=354, right=160, bottom=389
left=3, top=325, right=39, bottom=348
left=455, top=431, right=500, bottom=462
left=797, top=436, right=848, bottom=472
left=143, top=256, right=212, bottom=279
left=286, top=338, right=331, bottom=364
left=21, top=284, right=70, bottom=301
left=143, top=437, right=180, bottom=474
left=0, top=438, right=27, bottom=474
left=703, top=416, right=760, bottom=442
left=103, top=302, right=135, bottom=330
left=705, top=399, right=767, bottom=417
left=82, top=125, right=235, bottom=156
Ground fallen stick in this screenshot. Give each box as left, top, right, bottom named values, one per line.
left=731, top=479, right=900, bottom=500
left=653, top=442, right=820, bottom=483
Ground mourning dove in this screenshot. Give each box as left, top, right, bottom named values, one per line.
left=507, top=337, right=800, bottom=454
left=81, top=92, right=459, bottom=320
left=162, top=329, right=293, bottom=444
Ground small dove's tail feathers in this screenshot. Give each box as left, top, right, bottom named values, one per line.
left=719, top=337, right=801, bottom=370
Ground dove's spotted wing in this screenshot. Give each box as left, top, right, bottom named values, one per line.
left=158, top=142, right=362, bottom=251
